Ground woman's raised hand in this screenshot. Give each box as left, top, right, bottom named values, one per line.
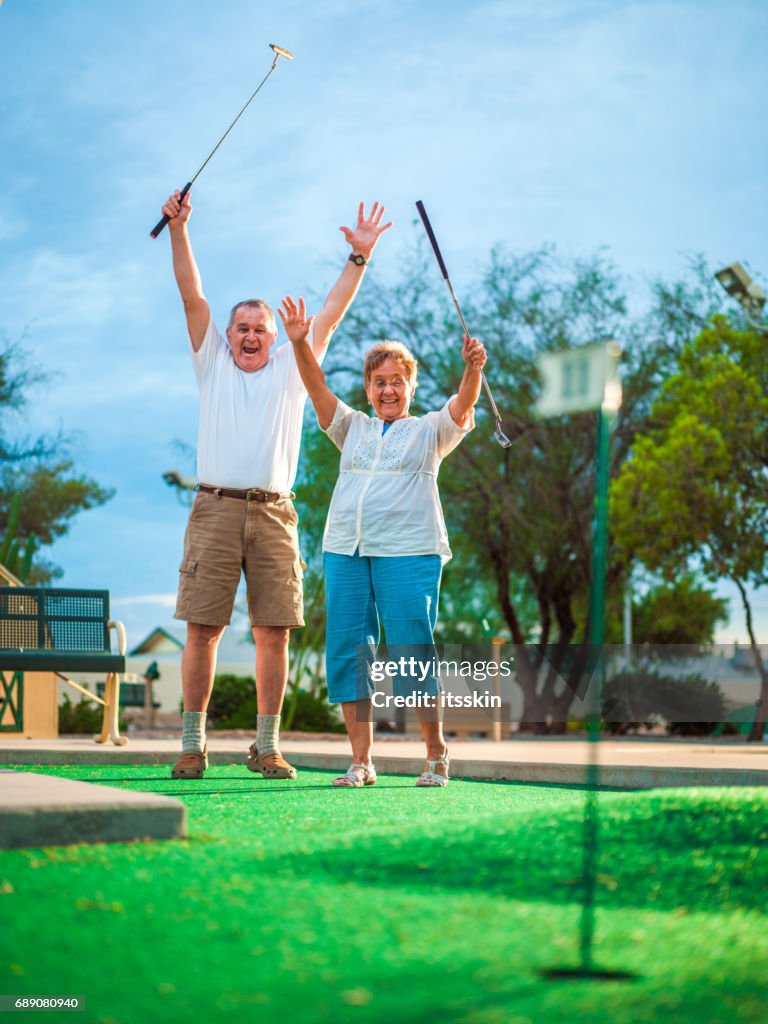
left=279, top=295, right=315, bottom=344
left=462, top=335, right=487, bottom=370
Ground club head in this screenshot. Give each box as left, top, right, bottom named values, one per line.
left=270, top=43, right=294, bottom=60
left=492, top=427, right=513, bottom=449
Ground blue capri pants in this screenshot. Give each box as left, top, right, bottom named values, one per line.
left=323, top=550, right=442, bottom=704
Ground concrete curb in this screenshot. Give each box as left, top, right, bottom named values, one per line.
left=2, top=749, right=767, bottom=789
left=285, top=752, right=768, bottom=789
left=2, top=749, right=183, bottom=766
left=0, top=770, right=186, bottom=849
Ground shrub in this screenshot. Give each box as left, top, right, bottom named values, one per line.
left=58, top=693, right=127, bottom=734
left=284, top=688, right=344, bottom=733
left=206, top=674, right=343, bottom=732
left=602, top=670, right=726, bottom=737
left=205, top=674, right=258, bottom=729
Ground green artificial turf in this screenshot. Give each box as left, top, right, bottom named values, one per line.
left=1, top=765, right=767, bottom=1024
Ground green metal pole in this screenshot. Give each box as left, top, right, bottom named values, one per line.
left=579, top=404, right=613, bottom=972
left=589, top=407, right=611, bottom=649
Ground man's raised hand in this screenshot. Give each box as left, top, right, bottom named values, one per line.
left=162, top=190, right=193, bottom=229
left=279, top=295, right=315, bottom=345
left=339, top=202, right=393, bottom=259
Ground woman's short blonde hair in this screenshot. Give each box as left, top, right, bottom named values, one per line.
left=363, top=340, right=418, bottom=386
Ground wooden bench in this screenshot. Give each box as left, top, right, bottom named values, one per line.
left=0, top=587, right=128, bottom=745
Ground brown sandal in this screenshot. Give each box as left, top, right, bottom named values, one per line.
left=246, top=743, right=297, bottom=779
left=171, top=745, right=208, bottom=779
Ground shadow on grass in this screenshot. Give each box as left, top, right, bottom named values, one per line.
left=257, top=789, right=768, bottom=916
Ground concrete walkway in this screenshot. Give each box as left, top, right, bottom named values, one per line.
left=2, top=733, right=767, bottom=789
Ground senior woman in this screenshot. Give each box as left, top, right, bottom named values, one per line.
left=278, top=295, right=486, bottom=787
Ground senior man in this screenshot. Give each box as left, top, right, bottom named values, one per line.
left=162, top=189, right=391, bottom=780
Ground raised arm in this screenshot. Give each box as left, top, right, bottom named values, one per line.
left=162, top=190, right=210, bottom=351
left=311, top=201, right=392, bottom=358
left=449, top=336, right=487, bottom=427
left=279, top=296, right=339, bottom=430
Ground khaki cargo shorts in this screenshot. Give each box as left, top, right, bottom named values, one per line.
left=174, top=491, right=304, bottom=628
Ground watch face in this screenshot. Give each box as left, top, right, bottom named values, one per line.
left=350, top=254, right=366, bottom=266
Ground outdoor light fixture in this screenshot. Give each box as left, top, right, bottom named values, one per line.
left=714, top=262, right=767, bottom=319
left=162, top=470, right=196, bottom=490
left=162, top=470, right=197, bottom=505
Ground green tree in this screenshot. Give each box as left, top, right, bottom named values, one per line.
left=612, top=317, right=768, bottom=740
left=604, top=574, right=729, bottom=648
left=0, top=493, right=37, bottom=581
left=632, top=577, right=729, bottom=647
left=0, top=338, right=52, bottom=464
left=0, top=338, right=113, bottom=582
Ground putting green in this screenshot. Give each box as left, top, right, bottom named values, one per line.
left=1, top=766, right=766, bottom=1024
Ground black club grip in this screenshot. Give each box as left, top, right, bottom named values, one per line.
left=149, top=182, right=192, bottom=239
left=415, top=200, right=450, bottom=280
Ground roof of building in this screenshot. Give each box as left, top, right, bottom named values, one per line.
left=129, top=623, right=257, bottom=667
left=129, top=626, right=185, bottom=655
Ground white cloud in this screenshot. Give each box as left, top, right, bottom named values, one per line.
left=111, top=594, right=178, bottom=607
left=2, top=250, right=146, bottom=329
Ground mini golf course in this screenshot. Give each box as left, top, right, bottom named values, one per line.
left=1, top=765, right=766, bottom=1023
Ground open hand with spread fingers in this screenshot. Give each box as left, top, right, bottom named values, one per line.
left=339, top=202, right=393, bottom=260
left=462, top=335, right=487, bottom=370
left=278, top=295, right=315, bottom=345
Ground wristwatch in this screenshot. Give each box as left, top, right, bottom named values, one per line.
left=348, top=253, right=369, bottom=267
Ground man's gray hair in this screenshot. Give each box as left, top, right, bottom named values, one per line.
left=227, top=299, right=276, bottom=330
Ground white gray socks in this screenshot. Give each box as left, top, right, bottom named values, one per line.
left=256, top=713, right=281, bottom=755
left=182, top=711, right=280, bottom=756
left=182, top=711, right=207, bottom=753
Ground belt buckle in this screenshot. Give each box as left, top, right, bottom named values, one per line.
left=246, top=489, right=266, bottom=503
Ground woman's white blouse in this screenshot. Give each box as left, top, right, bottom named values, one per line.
left=321, top=397, right=473, bottom=563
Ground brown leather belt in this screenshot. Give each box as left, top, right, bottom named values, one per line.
left=197, top=484, right=293, bottom=503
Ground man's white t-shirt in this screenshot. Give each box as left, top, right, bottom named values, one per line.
left=191, top=316, right=314, bottom=491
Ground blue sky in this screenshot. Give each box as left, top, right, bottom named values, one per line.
left=1, top=0, right=767, bottom=647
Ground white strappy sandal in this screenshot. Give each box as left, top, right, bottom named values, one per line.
left=332, top=763, right=377, bottom=788
left=416, top=749, right=449, bottom=787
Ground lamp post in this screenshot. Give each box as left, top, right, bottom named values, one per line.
left=714, top=262, right=768, bottom=334
left=162, top=470, right=197, bottom=507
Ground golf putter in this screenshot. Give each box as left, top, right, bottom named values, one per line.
left=415, top=200, right=512, bottom=447
left=150, top=44, right=294, bottom=238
